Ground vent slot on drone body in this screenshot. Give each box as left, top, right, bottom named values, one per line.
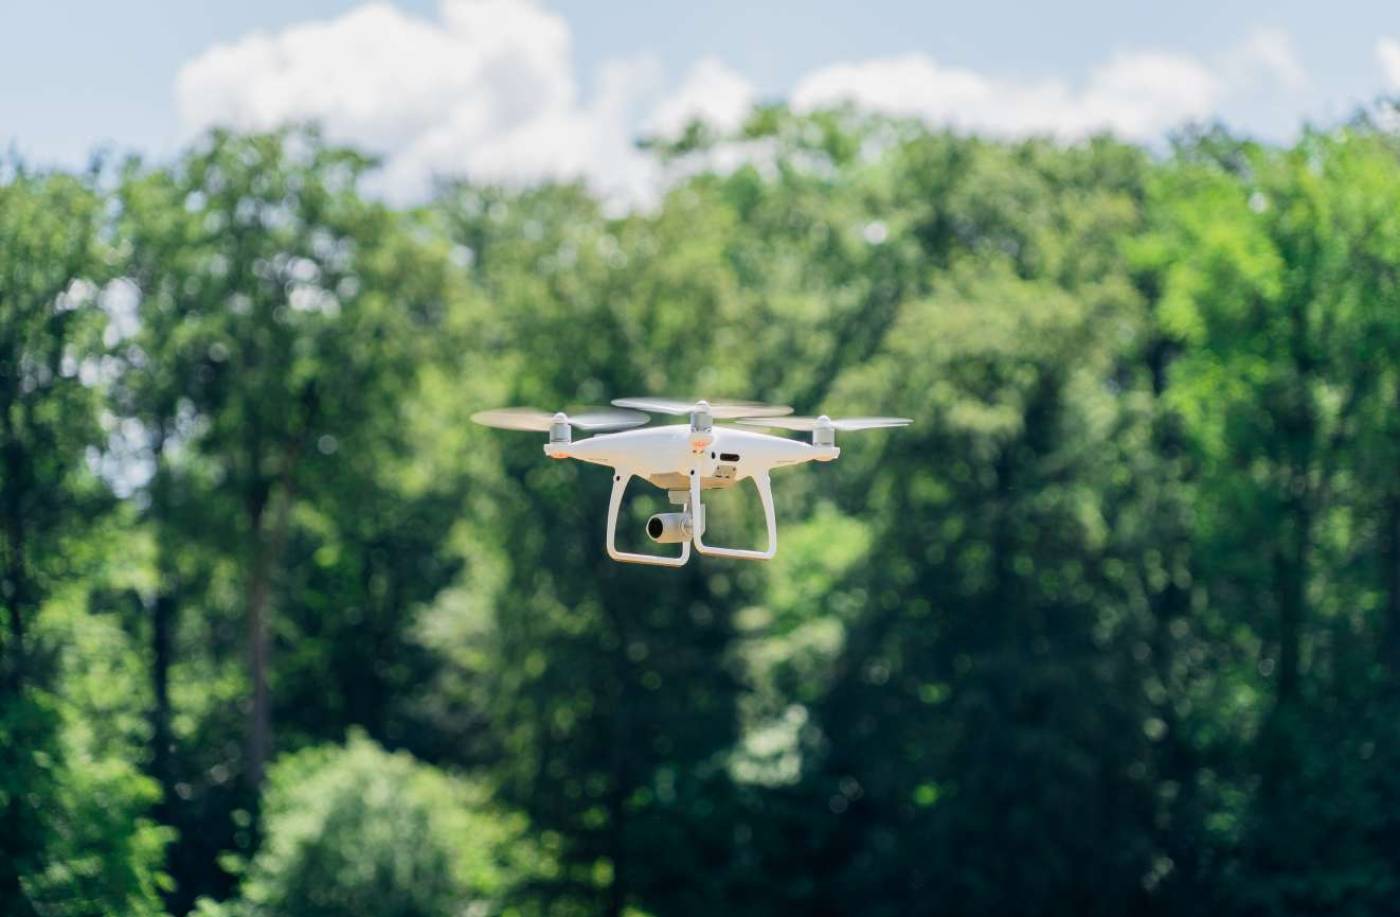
left=719, top=453, right=741, bottom=462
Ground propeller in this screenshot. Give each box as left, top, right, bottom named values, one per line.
left=611, top=397, right=793, bottom=419
left=738, top=415, right=912, bottom=432
left=737, top=414, right=911, bottom=446
left=471, top=407, right=649, bottom=433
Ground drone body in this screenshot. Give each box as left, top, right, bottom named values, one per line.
left=473, top=398, right=909, bottom=567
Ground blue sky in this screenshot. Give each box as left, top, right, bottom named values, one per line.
left=4, top=0, right=1399, bottom=197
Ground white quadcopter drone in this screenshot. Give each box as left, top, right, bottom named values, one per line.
left=472, top=397, right=910, bottom=567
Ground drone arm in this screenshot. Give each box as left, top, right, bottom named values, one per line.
left=690, top=468, right=778, bottom=561
left=606, top=471, right=691, bottom=567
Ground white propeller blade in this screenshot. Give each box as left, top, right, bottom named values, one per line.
left=737, top=415, right=912, bottom=431
left=471, top=407, right=649, bottom=432
left=611, top=397, right=793, bottom=419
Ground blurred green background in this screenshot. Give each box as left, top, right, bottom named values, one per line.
left=3, top=106, right=1400, bottom=916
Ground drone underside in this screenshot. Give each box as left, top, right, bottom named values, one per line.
left=472, top=398, right=910, bottom=566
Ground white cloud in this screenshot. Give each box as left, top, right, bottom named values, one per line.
left=177, top=0, right=660, bottom=201
left=645, top=57, right=756, bottom=138
left=1228, top=27, right=1307, bottom=91
left=375, top=52, right=664, bottom=204
left=176, top=3, right=1314, bottom=202
left=790, top=30, right=1310, bottom=142
left=794, top=49, right=1232, bottom=142
left=1379, top=37, right=1400, bottom=90
left=180, top=2, right=565, bottom=150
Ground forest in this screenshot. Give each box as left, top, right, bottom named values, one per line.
left=2, top=105, right=1399, bottom=916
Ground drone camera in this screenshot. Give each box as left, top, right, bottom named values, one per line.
left=646, top=512, right=691, bottom=544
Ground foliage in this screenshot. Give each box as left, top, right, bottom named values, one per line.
left=197, top=732, right=545, bottom=917
left=0, top=165, right=171, bottom=915
left=2, top=111, right=1400, bottom=917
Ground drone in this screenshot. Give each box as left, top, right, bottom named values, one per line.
left=472, top=397, right=910, bottom=567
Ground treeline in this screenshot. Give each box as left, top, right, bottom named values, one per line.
left=1, top=109, right=1398, bottom=916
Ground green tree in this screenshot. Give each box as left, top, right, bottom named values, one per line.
left=0, top=163, right=169, bottom=914
left=201, top=732, right=545, bottom=917
left=114, top=127, right=470, bottom=907
left=1149, top=124, right=1400, bottom=914
left=429, top=181, right=755, bottom=916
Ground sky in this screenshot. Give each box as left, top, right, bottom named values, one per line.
left=4, top=0, right=1400, bottom=201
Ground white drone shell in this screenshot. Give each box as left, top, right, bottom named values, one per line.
left=473, top=398, right=910, bottom=566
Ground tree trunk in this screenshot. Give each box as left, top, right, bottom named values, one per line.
left=0, top=415, right=34, bottom=912
left=1275, top=498, right=1309, bottom=707
left=245, top=491, right=271, bottom=789
left=1383, top=493, right=1400, bottom=680
left=603, top=605, right=631, bottom=917
left=607, top=778, right=627, bottom=917
left=245, top=473, right=297, bottom=789
left=1273, top=290, right=1316, bottom=709
left=151, top=588, right=176, bottom=813
left=2, top=437, right=28, bottom=692
left=149, top=435, right=178, bottom=819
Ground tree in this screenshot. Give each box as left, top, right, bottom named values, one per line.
left=114, top=128, right=469, bottom=907
left=118, top=127, right=460, bottom=784
left=200, top=732, right=544, bottom=917
left=4, top=108, right=1400, bottom=917
left=0, top=163, right=170, bottom=914
left=1149, top=124, right=1400, bottom=914
left=429, top=180, right=755, bottom=915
